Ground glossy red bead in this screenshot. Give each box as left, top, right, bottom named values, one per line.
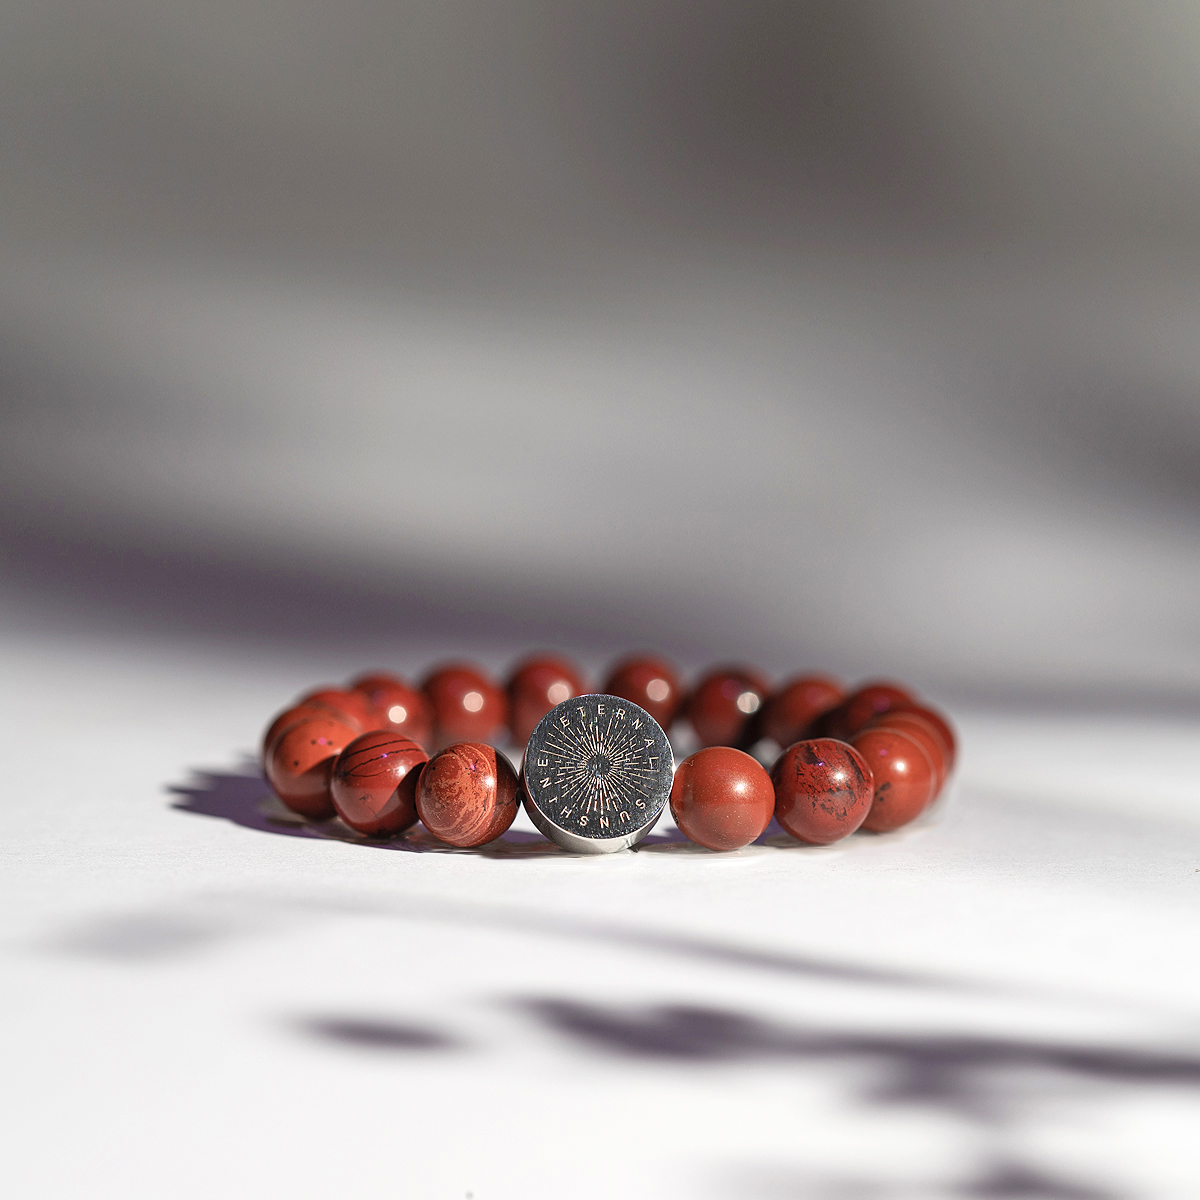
left=297, top=686, right=383, bottom=731
left=891, top=703, right=957, bottom=769
left=329, top=731, right=428, bottom=836
left=417, top=741, right=520, bottom=847
left=506, top=656, right=589, bottom=746
left=670, top=746, right=775, bottom=850
left=864, top=710, right=948, bottom=791
left=771, top=738, right=874, bottom=844
left=760, top=675, right=845, bottom=747
left=350, top=673, right=434, bottom=748
left=817, top=681, right=916, bottom=740
left=602, top=655, right=684, bottom=729
left=260, top=701, right=363, bottom=766
left=266, top=715, right=360, bottom=820
left=685, top=667, right=771, bottom=747
left=421, top=663, right=508, bottom=745
left=851, top=726, right=937, bottom=833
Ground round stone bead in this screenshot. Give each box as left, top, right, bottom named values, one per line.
left=851, top=726, right=937, bottom=833
left=684, top=667, right=771, bottom=748
left=421, top=664, right=508, bottom=745
left=417, top=741, right=520, bottom=847
left=350, top=673, right=434, bottom=748
left=891, top=703, right=957, bottom=770
left=260, top=701, right=362, bottom=766
left=601, top=655, right=684, bottom=730
left=771, top=738, right=874, bottom=844
left=296, top=686, right=383, bottom=731
left=817, top=681, right=915, bottom=740
left=330, top=730, right=428, bottom=836
left=506, top=656, right=589, bottom=746
left=266, top=715, right=360, bottom=820
left=759, top=675, right=845, bottom=747
left=670, top=746, right=775, bottom=851
left=864, top=710, right=948, bottom=790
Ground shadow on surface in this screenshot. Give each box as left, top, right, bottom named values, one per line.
left=295, top=1016, right=462, bottom=1053
left=517, top=997, right=1200, bottom=1122
left=719, top=1158, right=1124, bottom=1200
left=167, top=764, right=809, bottom=856
left=168, top=763, right=565, bottom=858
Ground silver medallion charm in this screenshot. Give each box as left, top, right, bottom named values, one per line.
left=522, top=694, right=674, bottom=854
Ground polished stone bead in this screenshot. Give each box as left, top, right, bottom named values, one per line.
left=864, top=710, right=948, bottom=791
left=759, top=675, right=845, bottom=747
left=416, top=741, right=520, bottom=847
left=669, top=746, right=775, bottom=850
left=330, top=730, right=428, bottom=836
left=297, top=686, right=383, bottom=731
left=601, top=655, right=684, bottom=730
left=817, top=681, right=915, bottom=740
left=771, top=738, right=874, bottom=844
left=260, top=701, right=363, bottom=766
left=506, top=656, right=588, bottom=746
left=891, top=703, right=957, bottom=770
left=421, top=663, right=508, bottom=745
left=684, top=667, right=771, bottom=747
left=350, top=672, right=434, bottom=748
left=851, top=726, right=937, bottom=833
left=266, top=715, right=360, bottom=820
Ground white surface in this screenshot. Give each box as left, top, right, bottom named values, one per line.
left=3, top=636, right=1199, bottom=1199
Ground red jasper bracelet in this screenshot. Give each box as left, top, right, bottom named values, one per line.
left=259, top=655, right=957, bottom=853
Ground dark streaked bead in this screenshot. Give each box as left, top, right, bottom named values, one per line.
left=266, top=715, right=359, bottom=820
left=330, top=730, right=428, bottom=836
left=261, top=701, right=362, bottom=766
left=771, top=738, right=874, bottom=845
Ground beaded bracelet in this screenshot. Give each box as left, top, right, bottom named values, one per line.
left=260, top=655, right=957, bottom=855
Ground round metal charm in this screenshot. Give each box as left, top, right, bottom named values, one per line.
left=522, top=694, right=674, bottom=854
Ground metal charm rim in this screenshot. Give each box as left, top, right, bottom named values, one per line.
left=522, top=694, right=674, bottom=855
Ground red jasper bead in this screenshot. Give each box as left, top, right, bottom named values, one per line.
left=421, top=663, right=508, bottom=745
left=685, top=667, right=771, bottom=747
left=350, top=673, right=434, bottom=748
left=864, top=710, right=948, bottom=790
left=266, top=715, right=360, bottom=820
left=760, top=675, right=845, bottom=747
left=297, top=686, right=383, bottom=731
left=330, top=731, right=428, bottom=836
left=771, top=738, right=874, bottom=844
left=602, top=655, right=684, bottom=730
left=817, top=681, right=915, bottom=740
left=851, top=725, right=936, bottom=833
left=891, top=703, right=957, bottom=769
left=417, top=741, right=520, bottom=847
left=670, top=746, right=775, bottom=850
left=506, top=656, right=589, bottom=746
left=260, top=701, right=363, bottom=766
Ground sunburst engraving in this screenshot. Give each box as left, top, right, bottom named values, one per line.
left=523, top=695, right=673, bottom=848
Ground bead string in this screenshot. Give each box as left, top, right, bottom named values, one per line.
left=259, top=655, right=957, bottom=853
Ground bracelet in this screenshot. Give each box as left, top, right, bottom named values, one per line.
left=260, top=655, right=957, bottom=856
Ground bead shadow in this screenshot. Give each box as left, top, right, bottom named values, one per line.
left=169, top=762, right=573, bottom=858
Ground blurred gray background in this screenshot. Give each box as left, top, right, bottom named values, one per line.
left=2, top=0, right=1198, bottom=702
